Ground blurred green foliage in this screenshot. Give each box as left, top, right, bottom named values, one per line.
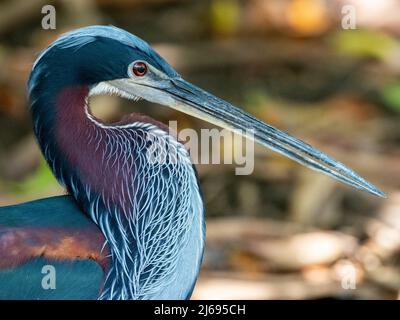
left=210, top=0, right=240, bottom=36
left=332, top=29, right=397, bottom=60
left=10, top=158, right=60, bottom=197
left=381, top=82, right=400, bottom=112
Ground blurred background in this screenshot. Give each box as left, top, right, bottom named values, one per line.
left=0, top=0, right=400, bottom=299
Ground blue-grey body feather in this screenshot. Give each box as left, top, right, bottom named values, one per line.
left=0, top=196, right=89, bottom=228
left=0, top=196, right=103, bottom=299
left=0, top=258, right=103, bottom=300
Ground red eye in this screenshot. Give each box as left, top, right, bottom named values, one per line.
left=132, top=61, right=147, bottom=76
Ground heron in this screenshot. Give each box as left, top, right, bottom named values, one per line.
left=0, top=26, right=384, bottom=300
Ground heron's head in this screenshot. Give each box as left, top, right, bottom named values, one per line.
left=31, top=25, right=385, bottom=198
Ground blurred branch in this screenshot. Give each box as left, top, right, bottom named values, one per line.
left=193, top=271, right=391, bottom=300
left=200, top=217, right=400, bottom=299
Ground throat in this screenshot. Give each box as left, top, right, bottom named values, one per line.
left=53, top=85, right=112, bottom=199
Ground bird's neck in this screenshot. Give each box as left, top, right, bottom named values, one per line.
left=30, top=82, right=205, bottom=300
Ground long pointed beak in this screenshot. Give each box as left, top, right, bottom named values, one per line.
left=164, top=77, right=385, bottom=198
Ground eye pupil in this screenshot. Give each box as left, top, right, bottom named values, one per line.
left=132, top=62, right=147, bottom=76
